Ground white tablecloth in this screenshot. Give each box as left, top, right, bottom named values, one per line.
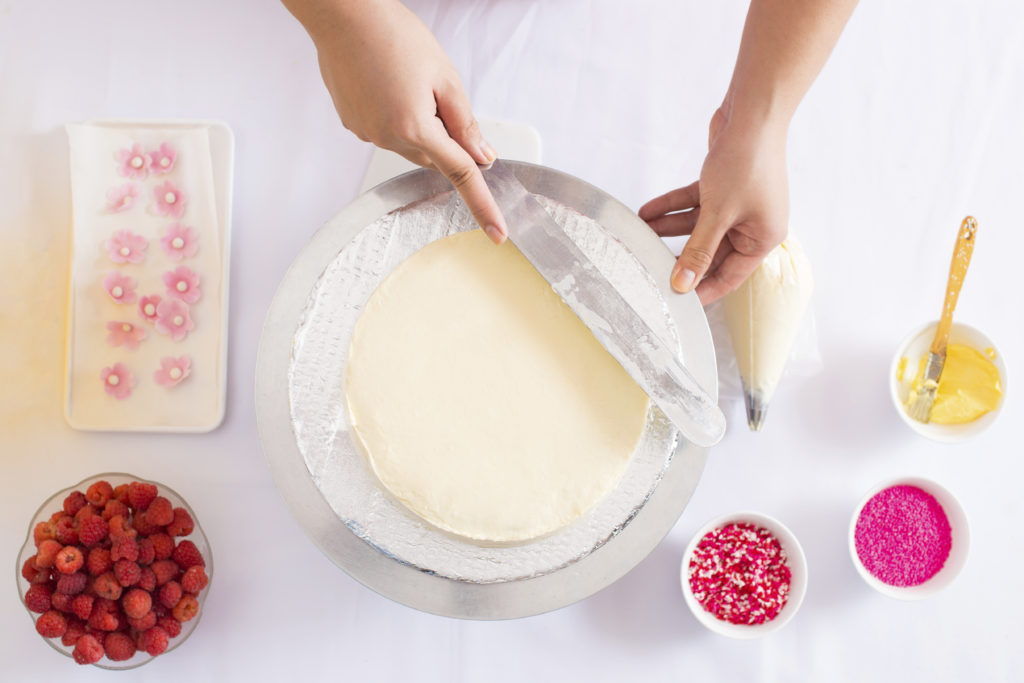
left=2, top=1, right=1022, bottom=680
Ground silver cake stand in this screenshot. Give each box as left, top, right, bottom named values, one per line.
left=255, top=161, right=717, bottom=619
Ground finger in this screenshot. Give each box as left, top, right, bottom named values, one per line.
left=435, top=81, right=496, bottom=167
left=638, top=181, right=700, bottom=220
left=670, top=208, right=730, bottom=294
left=646, top=208, right=700, bottom=237
left=392, top=147, right=434, bottom=169
left=695, top=250, right=763, bottom=305
left=420, top=122, right=507, bottom=244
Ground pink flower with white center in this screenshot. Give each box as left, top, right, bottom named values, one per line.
left=105, top=321, right=147, bottom=350
left=159, top=223, right=199, bottom=261
left=104, top=229, right=148, bottom=264
left=163, top=265, right=201, bottom=304
left=116, top=143, right=151, bottom=180
left=153, top=181, right=186, bottom=218
left=138, top=295, right=162, bottom=323
left=149, top=143, right=177, bottom=174
left=105, top=183, right=139, bottom=213
left=153, top=355, right=192, bottom=387
left=154, top=299, right=194, bottom=341
left=100, top=363, right=135, bottom=400
left=102, top=271, right=138, bottom=304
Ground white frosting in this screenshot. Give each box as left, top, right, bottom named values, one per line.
left=121, top=324, right=131, bottom=332
left=172, top=237, right=184, bottom=249
left=130, top=156, right=143, bottom=168
left=345, top=230, right=649, bottom=543
left=165, top=192, right=176, bottom=204
left=144, top=303, right=155, bottom=316
left=172, top=315, right=184, bottom=326
left=160, top=157, right=170, bottom=167
left=119, top=246, right=130, bottom=256
left=169, top=367, right=182, bottom=379
left=111, top=286, right=123, bottom=298
left=176, top=281, right=188, bottom=292
left=107, top=374, right=119, bottom=386
left=723, top=237, right=813, bottom=400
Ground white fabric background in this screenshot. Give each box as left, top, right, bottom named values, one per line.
left=1, top=1, right=1022, bottom=680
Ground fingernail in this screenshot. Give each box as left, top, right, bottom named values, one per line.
left=479, top=140, right=497, bottom=164
left=671, top=266, right=696, bottom=293
left=484, top=224, right=506, bottom=244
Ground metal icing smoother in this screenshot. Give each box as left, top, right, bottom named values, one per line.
left=483, top=160, right=726, bottom=447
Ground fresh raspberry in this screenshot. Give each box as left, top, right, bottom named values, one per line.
left=85, top=480, right=114, bottom=507
left=88, top=598, right=120, bottom=631
left=158, top=581, right=182, bottom=610
left=72, top=594, right=95, bottom=621
left=86, top=547, right=112, bottom=576
left=92, top=572, right=123, bottom=601
left=25, top=584, right=52, bottom=613
left=107, top=514, right=136, bottom=540
left=121, top=588, right=152, bottom=620
left=73, top=633, right=104, bottom=665
left=171, top=595, right=199, bottom=622
left=33, top=520, right=58, bottom=546
left=148, top=533, right=175, bottom=560
left=21, top=556, right=50, bottom=584
left=137, top=567, right=157, bottom=593
left=141, top=626, right=170, bottom=656
left=180, top=566, right=209, bottom=594
left=78, top=516, right=109, bottom=547
left=114, top=559, right=141, bottom=587
left=112, top=483, right=130, bottom=504
left=171, top=540, right=205, bottom=570
left=101, top=499, right=129, bottom=521
left=144, top=496, right=172, bottom=526
left=63, top=490, right=88, bottom=517
left=73, top=504, right=97, bottom=526
left=155, top=615, right=181, bottom=639
left=127, top=610, right=157, bottom=632
left=55, top=516, right=79, bottom=545
left=166, top=507, right=195, bottom=537
left=55, top=545, right=85, bottom=574
left=62, top=617, right=87, bottom=647
left=133, top=510, right=161, bottom=536
left=137, top=538, right=156, bottom=566
left=36, top=610, right=68, bottom=638
left=56, top=571, right=88, bottom=595
left=111, top=535, right=140, bottom=562
left=51, top=591, right=74, bottom=612
left=151, top=560, right=180, bottom=586
left=127, top=481, right=158, bottom=512
left=35, top=539, right=61, bottom=568
left=104, top=631, right=136, bottom=661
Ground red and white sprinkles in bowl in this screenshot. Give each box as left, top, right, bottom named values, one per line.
left=687, top=522, right=792, bottom=625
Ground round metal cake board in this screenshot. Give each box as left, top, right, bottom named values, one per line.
left=255, top=161, right=718, bottom=620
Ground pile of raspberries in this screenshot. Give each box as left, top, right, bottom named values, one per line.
left=20, top=479, right=209, bottom=665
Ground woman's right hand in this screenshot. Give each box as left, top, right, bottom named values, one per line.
left=285, top=0, right=507, bottom=243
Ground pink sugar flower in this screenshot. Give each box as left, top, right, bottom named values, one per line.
left=116, top=143, right=151, bottom=180
left=104, top=229, right=148, bottom=264
left=160, top=223, right=199, bottom=261
left=154, top=298, right=194, bottom=341
left=138, top=295, right=162, bottom=323
left=153, top=355, right=192, bottom=387
left=153, top=181, right=186, bottom=218
left=149, top=143, right=177, bottom=174
left=105, top=321, right=147, bottom=350
left=105, top=183, right=139, bottom=213
left=103, top=271, right=138, bottom=304
left=100, top=363, right=136, bottom=400
left=163, top=266, right=201, bottom=304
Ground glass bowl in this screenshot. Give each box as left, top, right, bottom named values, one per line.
left=15, top=473, right=213, bottom=669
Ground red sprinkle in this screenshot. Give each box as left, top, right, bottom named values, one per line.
left=688, top=522, right=791, bottom=625
left=854, top=484, right=951, bottom=587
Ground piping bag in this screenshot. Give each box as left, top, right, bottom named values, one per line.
left=482, top=160, right=726, bottom=448
left=722, top=237, right=814, bottom=430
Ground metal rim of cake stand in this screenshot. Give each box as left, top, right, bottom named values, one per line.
left=255, top=161, right=718, bottom=620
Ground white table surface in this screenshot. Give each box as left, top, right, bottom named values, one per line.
left=2, top=1, right=1022, bottom=681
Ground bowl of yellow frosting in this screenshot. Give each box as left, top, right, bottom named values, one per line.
left=890, top=321, right=1006, bottom=442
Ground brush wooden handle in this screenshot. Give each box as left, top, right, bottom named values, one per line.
left=930, top=216, right=978, bottom=355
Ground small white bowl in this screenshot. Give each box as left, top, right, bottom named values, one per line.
left=680, top=511, right=807, bottom=639
left=890, top=320, right=1006, bottom=442
left=849, top=477, right=969, bottom=600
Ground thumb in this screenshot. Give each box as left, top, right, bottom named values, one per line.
left=435, top=81, right=496, bottom=167
left=671, top=209, right=728, bottom=293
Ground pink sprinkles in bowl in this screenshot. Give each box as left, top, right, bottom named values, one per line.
left=854, top=484, right=952, bottom=587
left=688, top=522, right=791, bottom=625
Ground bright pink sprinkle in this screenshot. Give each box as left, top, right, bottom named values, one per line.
left=854, top=485, right=951, bottom=587
left=688, top=522, right=791, bottom=626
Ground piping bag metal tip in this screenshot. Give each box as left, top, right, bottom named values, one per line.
left=744, top=389, right=768, bottom=432
left=482, top=160, right=726, bottom=448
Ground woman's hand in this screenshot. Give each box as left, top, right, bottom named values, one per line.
left=286, top=0, right=507, bottom=243
left=639, top=101, right=789, bottom=305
